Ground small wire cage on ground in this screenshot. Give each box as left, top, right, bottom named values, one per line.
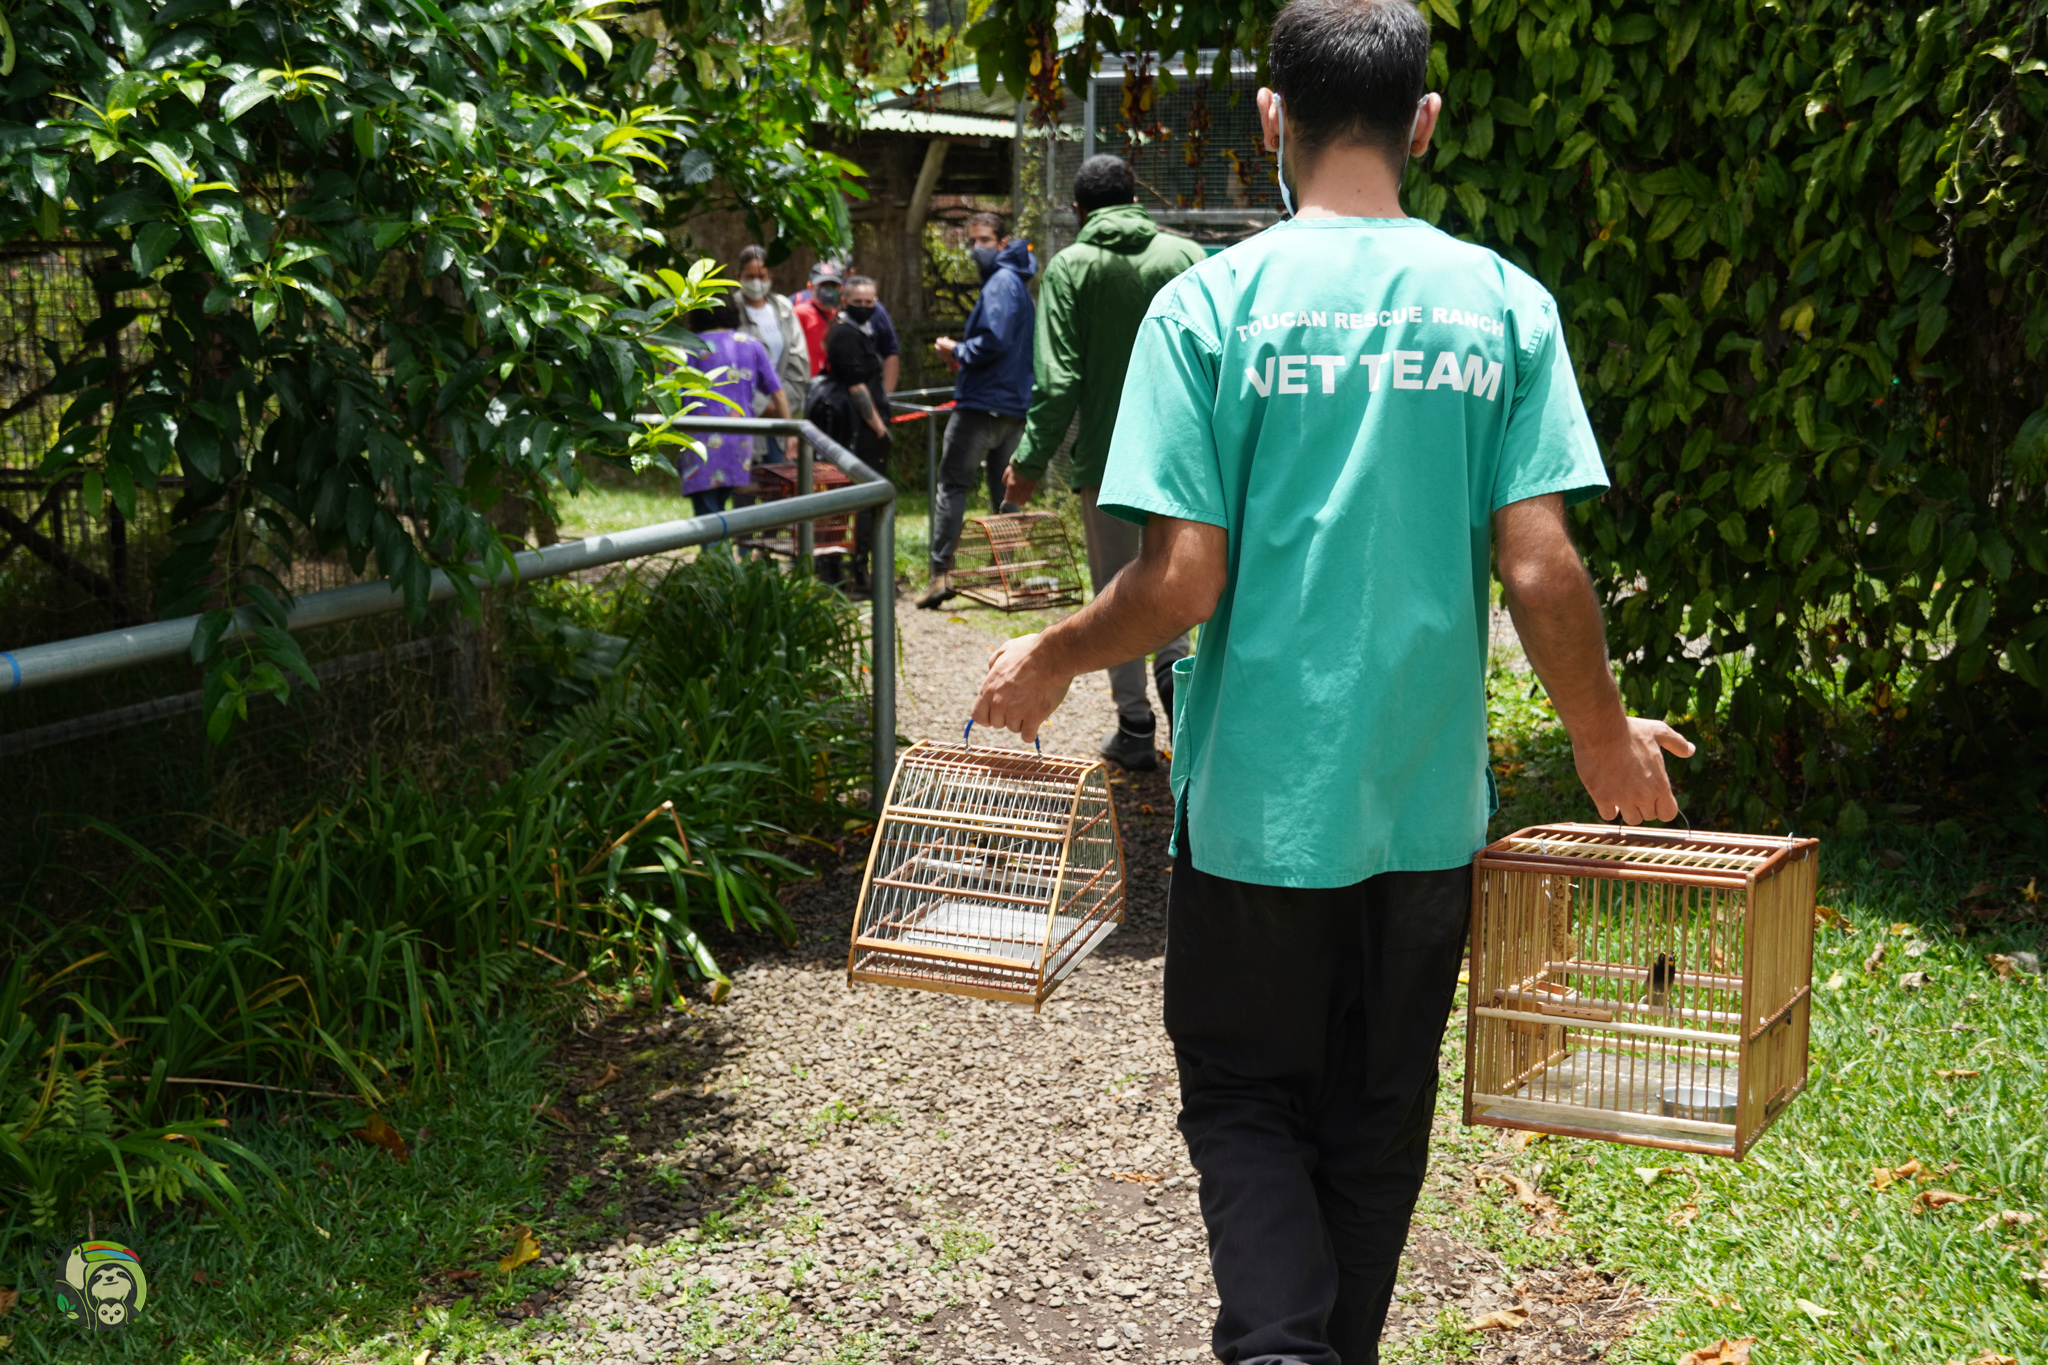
left=849, top=739, right=1124, bottom=1008
left=952, top=512, right=1084, bottom=612
left=1464, top=823, right=1819, bottom=1158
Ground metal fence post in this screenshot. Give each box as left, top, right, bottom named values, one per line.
left=796, top=442, right=814, bottom=572
left=869, top=498, right=896, bottom=812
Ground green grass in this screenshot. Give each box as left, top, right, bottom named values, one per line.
left=0, top=1022, right=561, bottom=1364
left=1465, top=665, right=2048, bottom=1365
left=555, top=480, right=691, bottom=541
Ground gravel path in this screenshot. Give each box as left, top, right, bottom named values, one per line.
left=486, top=590, right=1637, bottom=1365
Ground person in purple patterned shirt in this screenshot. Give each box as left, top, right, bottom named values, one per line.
left=681, top=299, right=790, bottom=518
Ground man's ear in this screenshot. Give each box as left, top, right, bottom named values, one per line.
left=1256, top=86, right=1280, bottom=153
left=1410, top=92, right=1444, bottom=157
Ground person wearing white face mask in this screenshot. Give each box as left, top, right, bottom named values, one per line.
left=731, top=245, right=810, bottom=461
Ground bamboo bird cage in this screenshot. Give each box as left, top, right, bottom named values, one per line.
left=849, top=736, right=1124, bottom=1008
left=1464, top=823, right=1819, bottom=1158
left=951, top=511, right=1084, bottom=612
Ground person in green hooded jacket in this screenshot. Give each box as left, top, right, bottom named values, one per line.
left=1004, top=155, right=1207, bottom=771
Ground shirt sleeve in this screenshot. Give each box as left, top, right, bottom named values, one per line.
left=870, top=305, right=901, bottom=358
left=1491, top=294, right=1609, bottom=511
left=1095, top=310, right=1228, bottom=529
left=951, top=275, right=1017, bottom=371
left=1012, top=255, right=1082, bottom=480
left=749, top=337, right=783, bottom=396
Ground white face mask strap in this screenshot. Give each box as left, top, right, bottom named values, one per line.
left=1275, top=95, right=1295, bottom=218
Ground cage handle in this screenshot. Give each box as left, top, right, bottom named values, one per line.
left=963, top=719, right=1040, bottom=753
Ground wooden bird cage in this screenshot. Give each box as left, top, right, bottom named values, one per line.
left=1464, top=824, right=1819, bottom=1158
left=735, top=461, right=854, bottom=559
left=849, top=737, right=1124, bottom=1009
left=952, top=511, right=1084, bottom=611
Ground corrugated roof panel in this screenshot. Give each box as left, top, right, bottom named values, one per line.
left=862, top=107, right=1018, bottom=138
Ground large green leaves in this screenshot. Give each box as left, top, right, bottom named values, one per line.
left=1, top=0, right=855, bottom=731
left=966, top=0, right=2048, bottom=828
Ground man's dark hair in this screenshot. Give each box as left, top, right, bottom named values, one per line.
left=1073, top=155, right=1137, bottom=214
left=1269, top=0, right=1430, bottom=162
left=844, top=274, right=877, bottom=293
left=737, top=243, right=769, bottom=268
left=965, top=209, right=1006, bottom=237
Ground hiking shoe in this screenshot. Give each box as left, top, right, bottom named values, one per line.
left=1099, top=721, right=1160, bottom=772
left=916, top=575, right=957, bottom=610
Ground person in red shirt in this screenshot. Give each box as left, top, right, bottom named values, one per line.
left=792, top=260, right=845, bottom=377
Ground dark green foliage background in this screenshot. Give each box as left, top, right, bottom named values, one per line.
left=973, top=0, right=2048, bottom=834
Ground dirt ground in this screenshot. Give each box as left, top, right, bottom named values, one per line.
left=485, top=590, right=1645, bottom=1365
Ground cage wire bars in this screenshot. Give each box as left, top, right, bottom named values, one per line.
left=1464, top=823, right=1819, bottom=1158
left=850, top=737, right=1125, bottom=1008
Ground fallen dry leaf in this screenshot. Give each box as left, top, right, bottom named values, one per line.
left=351, top=1112, right=410, bottom=1165
left=1478, top=1169, right=1544, bottom=1213
left=588, top=1062, right=623, bottom=1093
left=192, top=1268, right=216, bottom=1285
left=1796, top=1296, right=1836, bottom=1320
left=1814, top=904, right=1839, bottom=927
left=0, top=1286, right=15, bottom=1317
left=1937, top=1068, right=1982, bottom=1079
left=648, top=1084, right=682, bottom=1103
left=1891, top=921, right=1916, bottom=935
left=498, top=1226, right=542, bottom=1273
left=1915, top=1189, right=1979, bottom=1213
left=1985, top=953, right=2017, bottom=979
left=1863, top=942, right=1888, bottom=973
left=1667, top=1202, right=1702, bottom=1227
left=1677, top=1337, right=1755, bottom=1365
left=1973, top=1209, right=2038, bottom=1233
left=1899, top=970, right=1931, bottom=990
left=1465, top=1306, right=1529, bottom=1331
left=1109, top=1170, right=1162, bottom=1184
left=1951, top=1354, right=2017, bottom=1365
left=2021, top=1262, right=2048, bottom=1296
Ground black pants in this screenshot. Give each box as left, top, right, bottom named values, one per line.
left=1166, top=822, right=1470, bottom=1365
left=928, top=408, right=1024, bottom=576
left=849, top=427, right=890, bottom=588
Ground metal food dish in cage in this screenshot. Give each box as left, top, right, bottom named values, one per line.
left=951, top=512, right=1084, bottom=612
left=849, top=729, right=1124, bottom=1008
left=1464, top=823, right=1819, bottom=1158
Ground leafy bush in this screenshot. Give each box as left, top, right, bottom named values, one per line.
left=971, top=0, right=2048, bottom=833
left=0, top=556, right=868, bottom=1244
left=0, top=0, right=857, bottom=730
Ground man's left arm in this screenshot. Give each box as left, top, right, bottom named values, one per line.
left=1009, top=258, right=1084, bottom=504
left=974, top=515, right=1226, bottom=742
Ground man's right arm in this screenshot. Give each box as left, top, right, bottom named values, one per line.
left=1494, top=493, right=1694, bottom=824
left=1009, top=257, right=1083, bottom=501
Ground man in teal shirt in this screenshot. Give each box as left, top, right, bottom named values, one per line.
left=972, top=1, right=1692, bottom=1360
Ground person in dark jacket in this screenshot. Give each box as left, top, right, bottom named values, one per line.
left=806, top=275, right=893, bottom=594
left=1006, top=155, right=1207, bottom=769
left=920, top=212, right=1037, bottom=609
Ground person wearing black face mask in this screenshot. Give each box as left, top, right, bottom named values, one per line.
left=806, top=275, right=895, bottom=595
left=921, top=211, right=1037, bottom=610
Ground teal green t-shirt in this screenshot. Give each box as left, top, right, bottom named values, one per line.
left=1096, top=217, right=1609, bottom=888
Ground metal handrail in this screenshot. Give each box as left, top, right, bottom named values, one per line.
left=0, top=418, right=900, bottom=809
left=887, top=384, right=958, bottom=528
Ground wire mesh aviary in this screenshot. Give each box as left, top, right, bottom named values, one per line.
left=951, top=511, right=1084, bottom=612
left=1463, top=823, right=1819, bottom=1158
left=849, top=731, right=1124, bottom=1009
